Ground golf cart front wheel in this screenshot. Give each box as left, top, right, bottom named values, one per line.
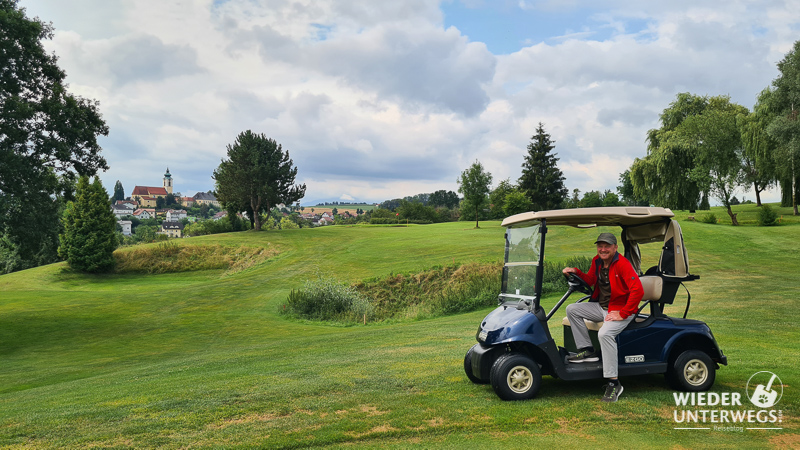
left=490, top=353, right=541, bottom=401
left=667, top=350, right=716, bottom=392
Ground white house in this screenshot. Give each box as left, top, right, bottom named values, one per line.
left=112, top=205, right=133, bottom=219
left=114, top=200, right=137, bottom=210
left=165, top=209, right=187, bottom=221
left=132, top=209, right=153, bottom=220
left=117, top=220, right=132, bottom=236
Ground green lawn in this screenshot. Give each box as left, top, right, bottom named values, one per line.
left=0, top=207, right=798, bottom=448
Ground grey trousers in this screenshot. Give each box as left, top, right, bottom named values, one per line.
left=565, top=302, right=633, bottom=378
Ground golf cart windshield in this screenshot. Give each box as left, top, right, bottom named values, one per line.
left=501, top=222, right=542, bottom=302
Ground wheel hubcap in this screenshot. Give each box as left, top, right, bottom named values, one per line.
left=507, top=365, right=532, bottom=393
left=684, top=359, right=708, bottom=386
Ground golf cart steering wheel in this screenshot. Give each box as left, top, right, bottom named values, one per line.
left=565, top=273, right=593, bottom=296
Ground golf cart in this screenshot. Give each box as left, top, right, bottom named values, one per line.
left=464, top=207, right=727, bottom=401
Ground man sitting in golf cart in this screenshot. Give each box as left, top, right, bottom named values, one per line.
left=562, top=232, right=643, bottom=403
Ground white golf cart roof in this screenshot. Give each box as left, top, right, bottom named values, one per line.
left=501, top=207, right=675, bottom=228
left=501, top=207, right=690, bottom=280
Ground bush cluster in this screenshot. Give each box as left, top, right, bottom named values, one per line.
left=757, top=204, right=779, bottom=226
left=369, top=218, right=433, bottom=225
left=699, top=213, right=718, bottom=224
left=183, top=216, right=251, bottom=236
left=284, top=277, right=374, bottom=322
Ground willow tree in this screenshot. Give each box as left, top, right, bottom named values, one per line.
left=767, top=40, right=800, bottom=215
left=630, top=93, right=708, bottom=211
left=669, top=96, right=750, bottom=225
left=739, top=88, right=779, bottom=206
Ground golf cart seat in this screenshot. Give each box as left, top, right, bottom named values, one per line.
left=560, top=275, right=664, bottom=331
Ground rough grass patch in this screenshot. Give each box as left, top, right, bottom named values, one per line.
left=287, top=257, right=594, bottom=324
left=113, top=243, right=279, bottom=275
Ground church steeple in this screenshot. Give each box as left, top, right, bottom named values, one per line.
left=163, top=167, right=173, bottom=194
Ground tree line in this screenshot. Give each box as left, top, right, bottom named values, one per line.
left=628, top=42, right=800, bottom=223
left=5, top=0, right=798, bottom=273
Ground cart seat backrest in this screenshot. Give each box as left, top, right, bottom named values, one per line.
left=659, top=220, right=689, bottom=278
left=639, top=275, right=662, bottom=302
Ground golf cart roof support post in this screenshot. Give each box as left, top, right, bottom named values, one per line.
left=534, top=220, right=547, bottom=313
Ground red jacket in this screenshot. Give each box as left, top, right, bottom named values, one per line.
left=573, top=252, right=643, bottom=319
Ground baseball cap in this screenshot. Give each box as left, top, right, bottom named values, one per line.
left=595, top=232, right=617, bottom=245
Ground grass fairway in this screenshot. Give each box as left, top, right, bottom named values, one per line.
left=1, top=209, right=798, bottom=448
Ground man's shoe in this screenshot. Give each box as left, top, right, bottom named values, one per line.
left=567, top=348, right=599, bottom=363
left=602, top=382, right=624, bottom=402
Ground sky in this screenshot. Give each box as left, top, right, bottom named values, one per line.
left=19, top=0, right=800, bottom=205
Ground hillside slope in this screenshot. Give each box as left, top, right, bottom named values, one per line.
left=1, top=218, right=797, bottom=448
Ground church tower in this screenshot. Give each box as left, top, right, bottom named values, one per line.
left=163, top=168, right=173, bottom=194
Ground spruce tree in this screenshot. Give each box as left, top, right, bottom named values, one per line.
left=59, top=176, right=118, bottom=272
left=519, top=123, right=568, bottom=211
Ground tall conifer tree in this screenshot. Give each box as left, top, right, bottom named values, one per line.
left=59, top=176, right=118, bottom=272
left=519, top=123, right=568, bottom=211
left=113, top=180, right=125, bottom=202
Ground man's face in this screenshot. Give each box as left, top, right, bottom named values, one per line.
left=596, top=242, right=617, bottom=263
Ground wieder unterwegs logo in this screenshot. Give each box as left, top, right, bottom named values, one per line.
left=673, top=371, right=784, bottom=431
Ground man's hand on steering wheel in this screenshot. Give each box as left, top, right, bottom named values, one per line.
left=563, top=269, right=593, bottom=295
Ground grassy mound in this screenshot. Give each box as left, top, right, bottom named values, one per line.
left=283, top=256, right=591, bottom=323
left=281, top=263, right=501, bottom=323
left=113, top=241, right=279, bottom=275
left=353, top=262, right=502, bottom=320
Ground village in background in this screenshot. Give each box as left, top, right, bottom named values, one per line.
left=112, top=168, right=378, bottom=241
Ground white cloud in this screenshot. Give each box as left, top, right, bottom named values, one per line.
left=18, top=0, right=800, bottom=206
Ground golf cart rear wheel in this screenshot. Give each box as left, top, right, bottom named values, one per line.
left=490, top=353, right=541, bottom=401
left=667, top=350, right=716, bottom=391
left=464, top=344, right=488, bottom=384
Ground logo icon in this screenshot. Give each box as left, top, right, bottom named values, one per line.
left=747, top=371, right=782, bottom=408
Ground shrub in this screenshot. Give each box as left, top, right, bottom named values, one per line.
left=284, top=277, right=374, bottom=322
left=757, top=204, right=779, bottom=226
left=699, top=213, right=717, bottom=224
left=280, top=216, right=299, bottom=229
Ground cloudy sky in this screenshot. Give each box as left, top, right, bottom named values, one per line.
left=21, top=0, right=800, bottom=205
